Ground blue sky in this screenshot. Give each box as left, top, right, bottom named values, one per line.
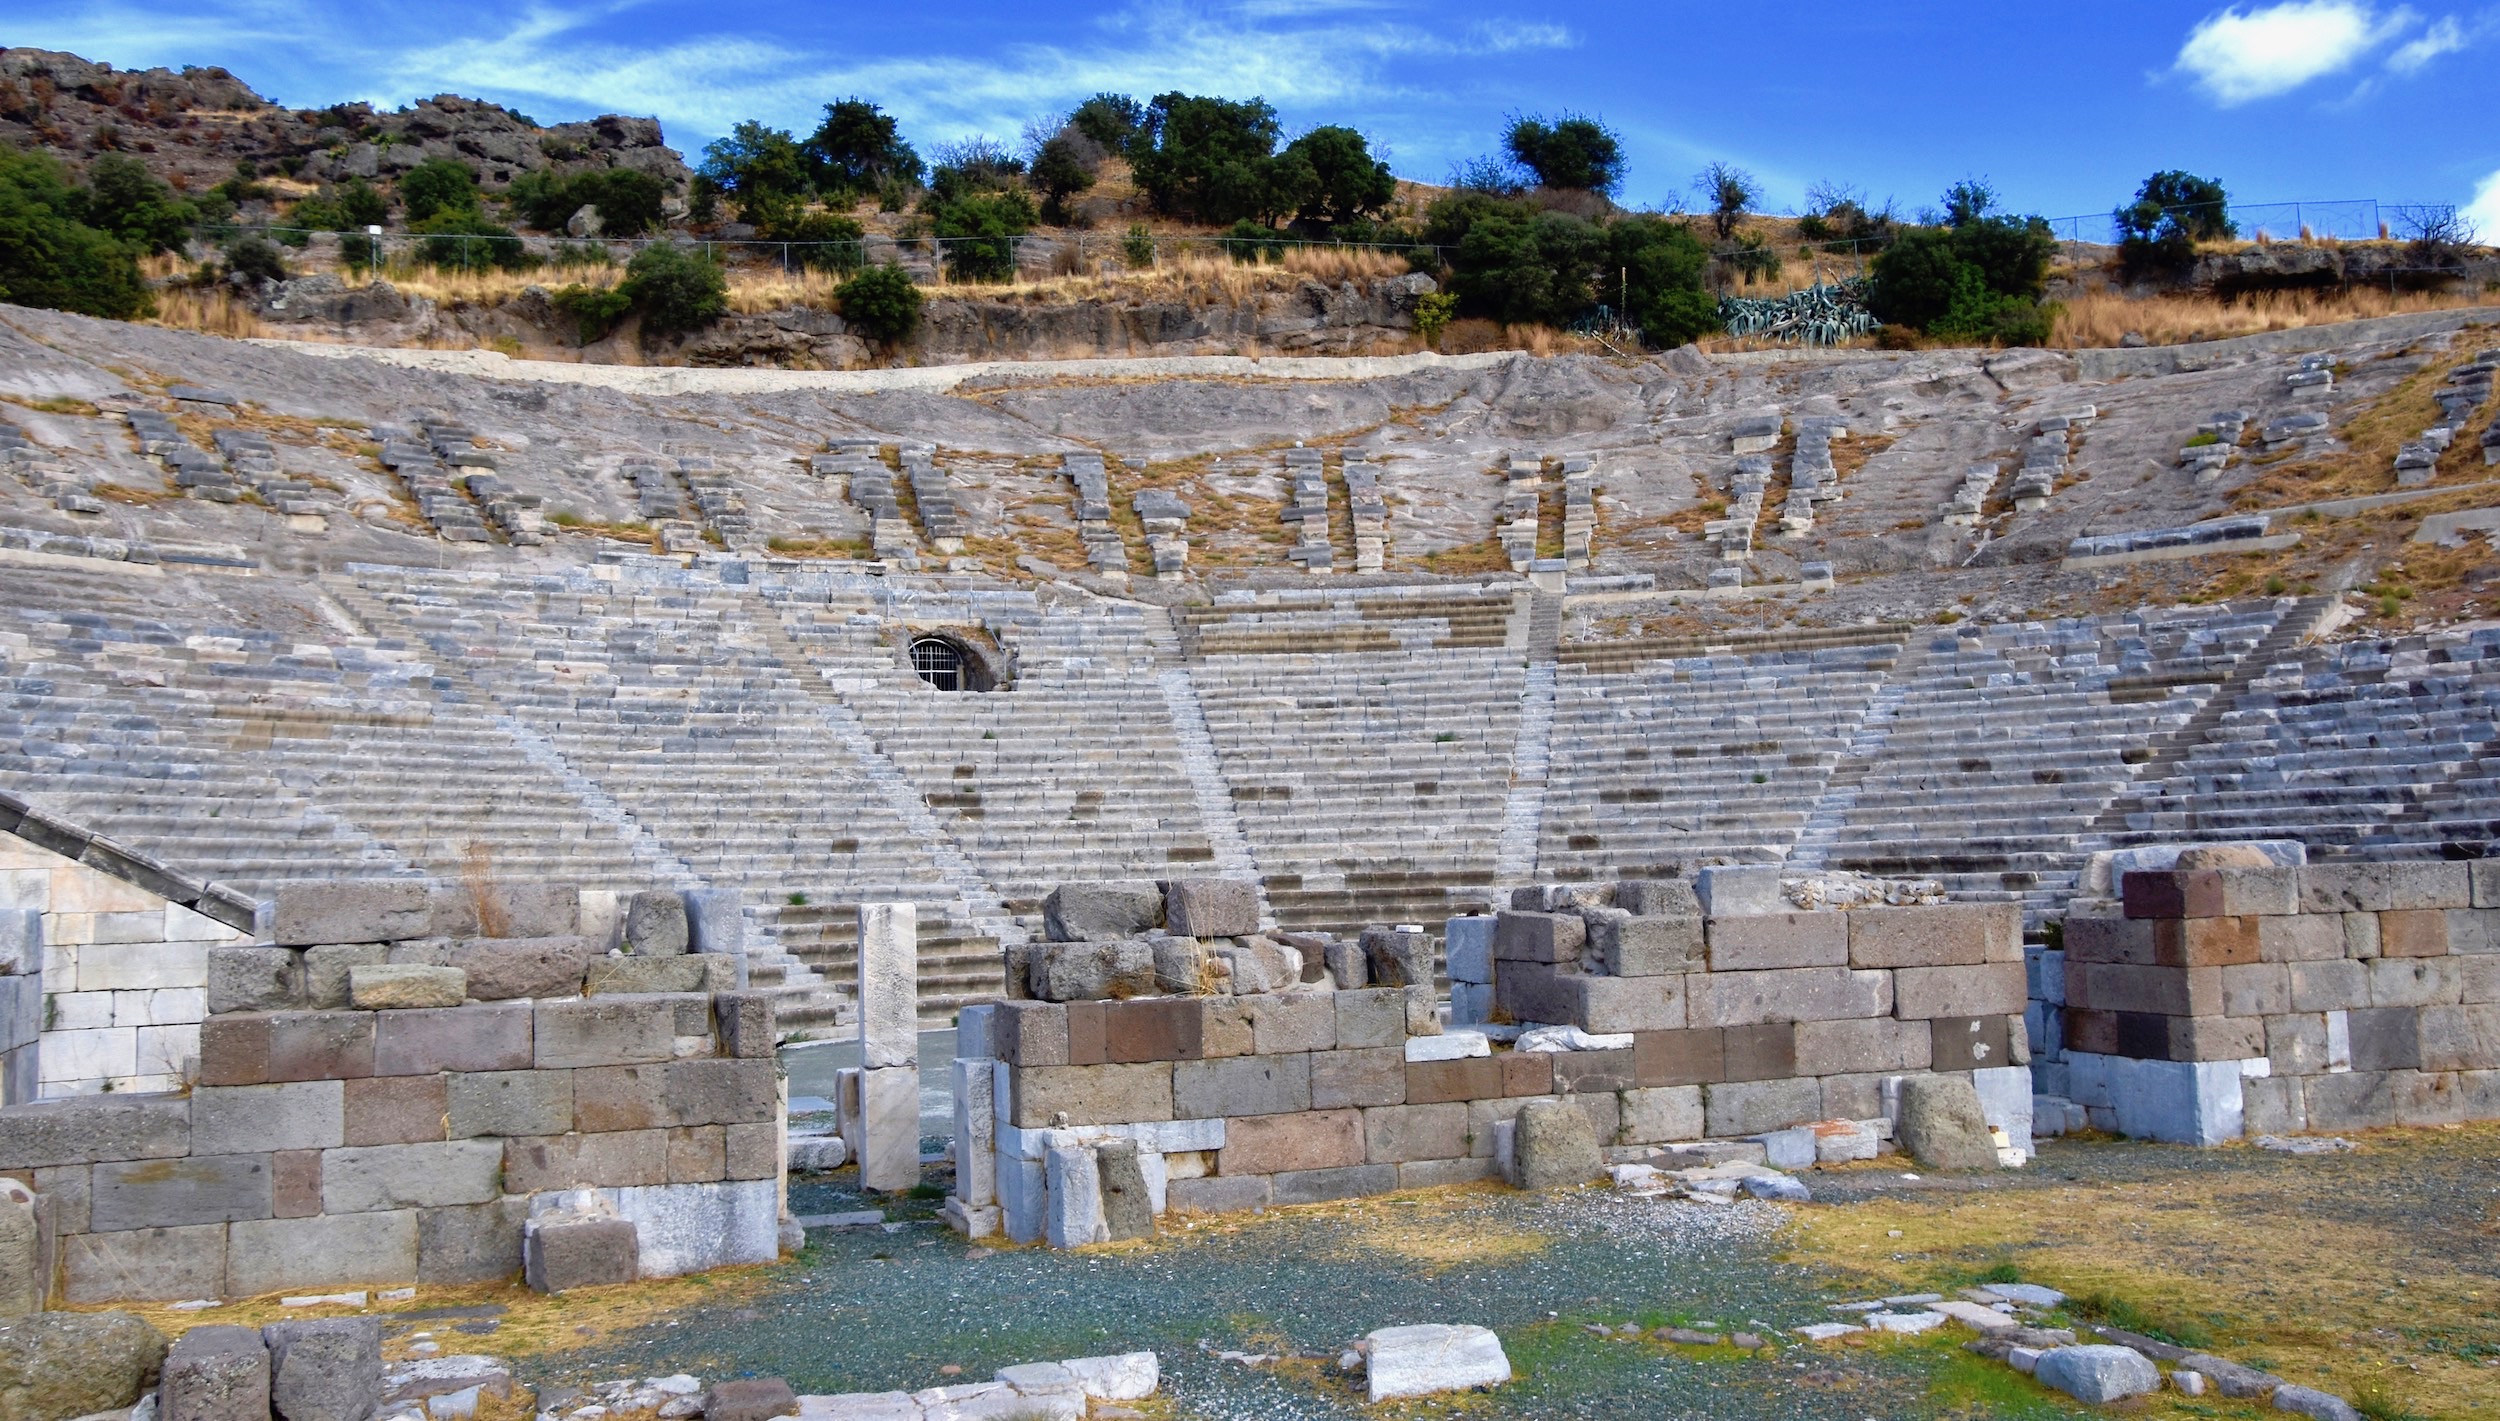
left=12, top=1, right=2500, bottom=233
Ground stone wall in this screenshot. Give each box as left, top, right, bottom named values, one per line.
left=0, top=879, right=785, bottom=1304
left=2039, top=857, right=2500, bottom=1144
left=954, top=872, right=2035, bottom=1242
left=1, top=827, right=254, bottom=1097
left=1, top=909, right=36, bottom=1106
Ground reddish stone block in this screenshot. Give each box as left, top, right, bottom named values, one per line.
left=1498, top=1049, right=1554, bottom=1097
left=1105, top=998, right=1204, bottom=1063
left=198, top=1015, right=270, bottom=1087
left=266, top=1011, right=376, bottom=1082
left=342, top=1075, right=448, bottom=1146
left=1720, top=1023, right=1795, bottom=1082
left=1219, top=1108, right=1363, bottom=1174
left=1631, top=1028, right=1724, bottom=1087
left=273, top=1149, right=322, bottom=1219
left=2151, top=916, right=2262, bottom=968
left=2380, top=909, right=2451, bottom=958
left=1066, top=1001, right=1109, bottom=1066
left=1404, top=1055, right=1501, bottom=1104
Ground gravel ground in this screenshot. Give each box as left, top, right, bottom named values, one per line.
left=521, top=1170, right=1973, bottom=1420
left=514, top=1132, right=2500, bottom=1418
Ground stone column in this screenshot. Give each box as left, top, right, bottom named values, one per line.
left=941, top=1003, right=999, bottom=1238
left=856, top=902, right=920, bottom=1192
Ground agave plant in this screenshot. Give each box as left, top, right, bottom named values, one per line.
left=1717, top=280, right=1878, bottom=346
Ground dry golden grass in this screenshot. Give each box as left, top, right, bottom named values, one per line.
left=148, top=287, right=279, bottom=340
left=2054, top=287, right=2500, bottom=348
left=1786, top=1125, right=2500, bottom=1420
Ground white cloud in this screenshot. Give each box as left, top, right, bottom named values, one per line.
left=2172, top=1, right=2413, bottom=103
left=2465, top=167, right=2500, bottom=243
left=2387, top=14, right=2468, bottom=68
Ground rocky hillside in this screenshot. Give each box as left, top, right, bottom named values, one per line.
left=0, top=48, right=688, bottom=200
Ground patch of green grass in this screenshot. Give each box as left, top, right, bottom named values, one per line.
left=2063, top=1290, right=2214, bottom=1349
left=2352, top=1376, right=2427, bottom=1421
left=1974, top=1259, right=2022, bottom=1286
left=1920, top=1347, right=2071, bottom=1418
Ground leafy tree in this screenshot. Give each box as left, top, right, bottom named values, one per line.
left=1028, top=133, right=1100, bottom=224
left=1796, top=182, right=1896, bottom=248
left=1129, top=92, right=1290, bottom=225
left=1503, top=114, right=1623, bottom=194
left=2116, top=169, right=2234, bottom=275
left=928, top=187, right=1036, bottom=281
left=1280, top=125, right=1395, bottom=231
left=1940, top=177, right=1997, bottom=228
left=1068, top=94, right=1145, bottom=154
left=78, top=153, right=196, bottom=252
left=399, top=158, right=479, bottom=223
left=620, top=242, right=727, bottom=336
left=698, top=122, right=811, bottom=221
left=805, top=99, right=923, bottom=195
left=1448, top=154, right=1526, bottom=195
left=517, top=167, right=664, bottom=236
left=0, top=148, right=151, bottom=318
left=924, top=137, right=1024, bottom=206
left=837, top=262, right=922, bottom=344
left=1694, top=161, right=1759, bottom=240
left=1866, top=227, right=1964, bottom=330
left=1121, top=223, right=1156, bottom=268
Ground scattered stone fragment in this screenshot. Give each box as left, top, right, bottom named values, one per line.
left=1793, top=1323, right=1862, bottom=1342
left=2255, top=1136, right=2356, bottom=1155
left=1362, top=1325, right=1512, bottom=1403
left=1896, top=1075, right=1999, bottom=1170
left=1865, top=1311, right=1945, bottom=1334
left=1512, top=1099, right=1602, bottom=1190
left=702, top=1379, right=798, bottom=1421
left=2270, top=1385, right=2362, bottom=1420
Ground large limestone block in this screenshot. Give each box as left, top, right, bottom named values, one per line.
left=0, top=1186, right=40, bottom=1316
left=1164, top=879, right=1257, bottom=938
left=523, top=1214, right=638, bottom=1293
left=452, top=937, right=596, bottom=1000
left=857, top=903, right=918, bottom=1070
left=1364, top=1324, right=1511, bottom=1402
left=162, top=1324, right=271, bottom=1421
left=1042, top=882, right=1164, bottom=943
left=623, top=892, right=690, bottom=956
left=1511, top=1098, right=1600, bottom=1190
left=2033, top=1345, right=2159, bottom=1403
left=273, top=880, right=430, bottom=948
left=1028, top=941, right=1157, bottom=1002
left=1896, top=1074, right=1998, bottom=1170
left=1093, top=1138, right=1154, bottom=1240
left=0, top=1311, right=169, bottom=1421
left=348, top=965, right=466, bottom=1010
left=262, top=1318, right=382, bottom=1421
left=1361, top=928, right=1433, bottom=988
left=857, top=1065, right=921, bottom=1193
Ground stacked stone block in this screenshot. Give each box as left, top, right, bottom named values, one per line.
left=1063, top=453, right=1124, bottom=575
left=1497, top=454, right=1539, bottom=571
left=1283, top=448, right=1332, bottom=573
left=1132, top=488, right=1190, bottom=579
left=1342, top=456, right=1388, bottom=574
left=0, top=423, right=105, bottom=515
left=962, top=873, right=2031, bottom=1242
left=0, top=879, right=781, bottom=1303
left=376, top=427, right=489, bottom=542
left=1560, top=461, right=1594, bottom=570
left=678, top=455, right=755, bottom=549
left=1, top=910, right=38, bottom=1107
left=128, top=409, right=240, bottom=504
left=2047, top=858, right=2500, bottom=1142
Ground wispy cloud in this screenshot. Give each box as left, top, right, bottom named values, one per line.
left=2172, top=1, right=2415, bottom=104
left=2386, top=13, right=2468, bottom=68
left=2466, top=166, right=2500, bottom=242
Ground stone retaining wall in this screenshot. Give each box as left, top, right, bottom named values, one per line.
left=2037, top=858, right=2500, bottom=1143
left=954, top=871, right=2036, bottom=1242
left=0, top=879, right=785, bottom=1305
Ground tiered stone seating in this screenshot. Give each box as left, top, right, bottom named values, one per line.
left=848, top=601, right=1216, bottom=931
left=1190, top=636, right=1523, bottom=934
left=1540, top=639, right=1898, bottom=877
left=1176, top=587, right=1517, bottom=656
left=2126, top=629, right=2500, bottom=848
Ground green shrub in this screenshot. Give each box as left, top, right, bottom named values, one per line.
left=1413, top=290, right=1457, bottom=344
left=224, top=236, right=288, bottom=284
left=0, top=148, right=152, bottom=318
left=412, top=209, right=531, bottom=271
left=698, top=122, right=812, bottom=223
left=929, top=188, right=1035, bottom=281
left=2184, top=431, right=2220, bottom=447
left=1028, top=133, right=1099, bottom=224
left=551, top=282, right=633, bottom=344
left=836, top=263, right=922, bottom=344
left=1867, top=189, right=2055, bottom=346
left=1607, top=215, right=1718, bottom=346
left=1121, top=223, right=1156, bottom=269
left=762, top=209, right=864, bottom=273
left=620, top=242, right=728, bottom=337
left=1221, top=219, right=1287, bottom=263
left=399, top=158, right=479, bottom=222
left=337, top=178, right=388, bottom=229
left=1440, top=199, right=1603, bottom=326
left=339, top=232, right=378, bottom=271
